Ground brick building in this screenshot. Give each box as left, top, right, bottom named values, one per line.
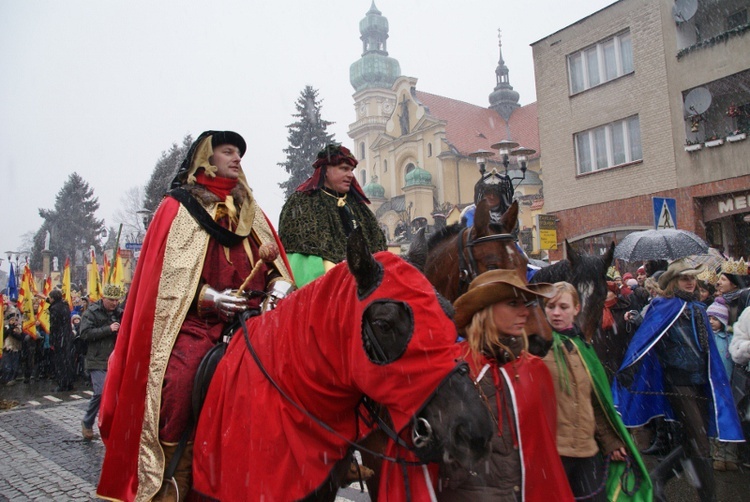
left=532, top=0, right=750, bottom=259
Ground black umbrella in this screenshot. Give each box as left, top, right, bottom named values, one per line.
left=614, top=229, right=709, bottom=262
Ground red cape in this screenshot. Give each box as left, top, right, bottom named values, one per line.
left=97, top=196, right=291, bottom=502
left=191, top=252, right=462, bottom=501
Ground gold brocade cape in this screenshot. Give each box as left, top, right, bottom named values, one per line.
left=96, top=186, right=291, bottom=502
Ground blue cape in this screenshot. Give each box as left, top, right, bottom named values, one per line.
left=612, top=296, right=743, bottom=441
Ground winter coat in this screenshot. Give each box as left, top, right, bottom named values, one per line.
left=3, top=321, right=23, bottom=352
left=730, top=307, right=750, bottom=366
left=725, top=288, right=750, bottom=329
left=544, top=327, right=624, bottom=458
left=654, top=306, right=709, bottom=386
left=79, top=300, right=122, bottom=371
left=49, top=299, right=73, bottom=351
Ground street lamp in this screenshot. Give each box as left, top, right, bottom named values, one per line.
left=489, top=140, right=536, bottom=192
left=468, top=149, right=495, bottom=175
left=137, top=209, right=154, bottom=232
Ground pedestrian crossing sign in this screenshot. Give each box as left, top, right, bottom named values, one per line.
left=653, top=197, right=677, bottom=230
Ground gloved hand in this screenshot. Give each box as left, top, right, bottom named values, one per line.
left=198, top=286, right=251, bottom=322
left=262, top=280, right=295, bottom=312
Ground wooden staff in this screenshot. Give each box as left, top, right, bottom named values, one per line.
left=236, top=242, right=280, bottom=294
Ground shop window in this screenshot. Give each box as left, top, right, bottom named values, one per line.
left=575, top=115, right=642, bottom=174
left=568, top=30, right=633, bottom=95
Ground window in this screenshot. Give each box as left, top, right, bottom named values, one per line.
left=575, top=115, right=641, bottom=174
left=727, top=9, right=747, bottom=31
left=383, top=160, right=388, bottom=172
left=361, top=170, right=367, bottom=186
left=360, top=142, right=365, bottom=160
left=427, top=143, right=432, bottom=157
left=568, top=30, right=633, bottom=94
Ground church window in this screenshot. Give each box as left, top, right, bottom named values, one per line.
left=383, top=160, right=388, bottom=172
left=360, top=142, right=366, bottom=160
left=427, top=143, right=433, bottom=157
left=405, top=163, right=415, bottom=178
left=361, top=170, right=367, bottom=186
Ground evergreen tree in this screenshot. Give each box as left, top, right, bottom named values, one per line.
left=31, top=173, right=104, bottom=284
left=278, top=86, right=336, bottom=198
left=144, top=134, right=193, bottom=212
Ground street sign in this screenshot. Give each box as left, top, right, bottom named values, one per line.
left=537, top=214, right=558, bottom=250
left=125, top=242, right=142, bottom=251
left=653, top=197, right=677, bottom=230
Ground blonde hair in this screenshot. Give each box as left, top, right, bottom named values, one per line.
left=464, top=303, right=527, bottom=366
left=546, top=281, right=580, bottom=309
left=644, top=277, right=662, bottom=297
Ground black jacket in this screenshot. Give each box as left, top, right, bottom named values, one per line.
left=80, top=300, right=122, bottom=371
left=49, top=299, right=73, bottom=350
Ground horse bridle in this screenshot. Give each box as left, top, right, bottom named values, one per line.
left=457, top=227, right=515, bottom=295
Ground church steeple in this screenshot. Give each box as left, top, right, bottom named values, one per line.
left=489, top=29, right=520, bottom=122
left=350, top=2, right=401, bottom=92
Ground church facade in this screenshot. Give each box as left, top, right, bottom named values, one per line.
left=347, top=3, right=547, bottom=256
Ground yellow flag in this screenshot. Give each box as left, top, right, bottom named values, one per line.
left=36, top=277, right=52, bottom=334
left=88, top=249, right=102, bottom=302
left=102, top=254, right=111, bottom=286
left=62, top=257, right=73, bottom=312
left=19, top=265, right=38, bottom=339
left=111, top=249, right=125, bottom=288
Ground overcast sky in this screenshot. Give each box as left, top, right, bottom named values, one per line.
left=0, top=0, right=615, bottom=274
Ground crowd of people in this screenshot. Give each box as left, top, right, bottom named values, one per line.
left=4, top=130, right=749, bottom=501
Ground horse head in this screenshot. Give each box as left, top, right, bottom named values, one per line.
left=566, top=240, right=615, bottom=341
left=347, top=228, right=493, bottom=474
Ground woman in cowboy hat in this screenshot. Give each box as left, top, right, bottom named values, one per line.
left=437, top=269, right=573, bottom=501
left=613, top=258, right=743, bottom=502
left=543, top=282, right=650, bottom=502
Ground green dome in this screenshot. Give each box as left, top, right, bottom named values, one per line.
left=363, top=178, right=385, bottom=198
left=405, top=166, right=432, bottom=187
left=350, top=2, right=401, bottom=92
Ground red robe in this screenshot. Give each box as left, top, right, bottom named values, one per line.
left=96, top=194, right=291, bottom=502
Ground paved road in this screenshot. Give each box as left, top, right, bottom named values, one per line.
left=1, top=378, right=748, bottom=500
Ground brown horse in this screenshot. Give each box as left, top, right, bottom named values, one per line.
left=407, top=200, right=552, bottom=345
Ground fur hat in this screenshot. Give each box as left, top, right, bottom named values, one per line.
left=658, top=258, right=705, bottom=290
left=706, top=297, right=729, bottom=328
left=71, top=314, right=82, bottom=322
left=453, top=270, right=555, bottom=330
left=102, top=284, right=124, bottom=300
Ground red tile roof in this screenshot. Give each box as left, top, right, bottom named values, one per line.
left=414, top=91, right=540, bottom=160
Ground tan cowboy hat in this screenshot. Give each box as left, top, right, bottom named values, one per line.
left=658, top=258, right=705, bottom=290
left=453, top=269, right=556, bottom=330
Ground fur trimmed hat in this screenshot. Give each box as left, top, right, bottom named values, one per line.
left=706, top=296, right=729, bottom=328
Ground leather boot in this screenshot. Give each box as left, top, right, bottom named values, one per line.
left=650, top=445, right=685, bottom=502
left=153, top=442, right=193, bottom=502
left=691, top=457, right=717, bottom=502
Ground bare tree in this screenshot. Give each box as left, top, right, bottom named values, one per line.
left=112, top=186, right=147, bottom=243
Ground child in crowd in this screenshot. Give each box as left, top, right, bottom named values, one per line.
left=707, top=297, right=739, bottom=471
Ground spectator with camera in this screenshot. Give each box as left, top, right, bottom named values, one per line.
left=79, top=283, right=124, bottom=440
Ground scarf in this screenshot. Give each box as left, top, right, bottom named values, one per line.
left=601, top=296, right=617, bottom=330
left=195, top=171, right=237, bottom=200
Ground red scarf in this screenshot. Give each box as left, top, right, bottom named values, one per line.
left=194, top=171, right=237, bottom=200
left=601, top=296, right=617, bottom=330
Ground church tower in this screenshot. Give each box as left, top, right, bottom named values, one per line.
left=489, top=30, right=520, bottom=122
left=349, top=2, right=401, bottom=205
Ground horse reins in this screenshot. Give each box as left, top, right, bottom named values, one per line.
left=457, top=227, right=515, bottom=295
left=238, top=311, right=465, bottom=466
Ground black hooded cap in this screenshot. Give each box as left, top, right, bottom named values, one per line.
left=171, top=130, right=247, bottom=189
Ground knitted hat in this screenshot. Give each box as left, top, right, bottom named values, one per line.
left=706, top=297, right=729, bottom=328
left=622, top=273, right=634, bottom=282
left=637, top=266, right=646, bottom=275
left=626, top=278, right=638, bottom=288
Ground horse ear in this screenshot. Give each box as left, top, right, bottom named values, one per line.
left=565, top=240, right=580, bottom=266
left=602, top=241, right=615, bottom=269
left=347, top=226, right=383, bottom=299
left=404, top=227, right=427, bottom=272
left=474, top=199, right=491, bottom=237
left=499, top=201, right=519, bottom=234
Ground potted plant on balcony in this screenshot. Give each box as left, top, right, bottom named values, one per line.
left=704, top=134, right=724, bottom=148
left=726, top=104, right=747, bottom=142
left=684, top=139, right=702, bottom=152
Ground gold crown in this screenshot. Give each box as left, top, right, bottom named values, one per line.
left=697, top=267, right=719, bottom=285
left=721, top=258, right=748, bottom=276
left=102, top=284, right=124, bottom=299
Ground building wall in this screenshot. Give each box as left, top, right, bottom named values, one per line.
left=533, top=0, right=750, bottom=258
